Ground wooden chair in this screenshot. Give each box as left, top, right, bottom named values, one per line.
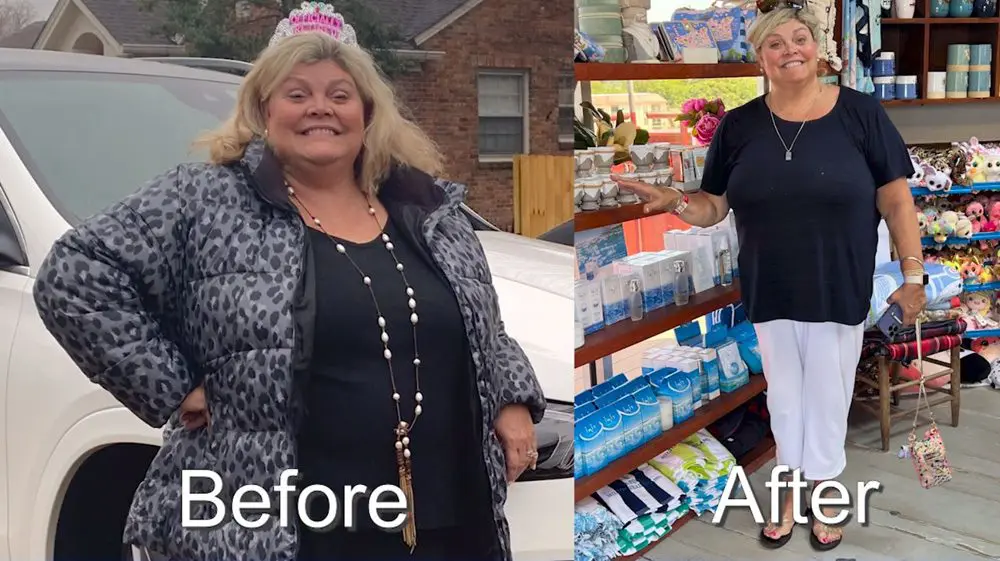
left=854, top=339, right=962, bottom=452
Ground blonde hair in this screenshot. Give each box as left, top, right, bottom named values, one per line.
left=747, top=6, right=822, bottom=53
left=193, top=32, right=445, bottom=195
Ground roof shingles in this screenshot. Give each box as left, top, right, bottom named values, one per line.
left=0, top=20, right=45, bottom=48
left=363, top=0, right=470, bottom=42
left=79, top=0, right=174, bottom=45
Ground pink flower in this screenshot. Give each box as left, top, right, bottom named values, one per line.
left=681, top=98, right=707, bottom=115
left=693, top=113, right=721, bottom=145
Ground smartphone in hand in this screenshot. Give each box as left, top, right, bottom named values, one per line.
left=877, top=302, right=905, bottom=339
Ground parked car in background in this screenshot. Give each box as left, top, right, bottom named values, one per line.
left=0, top=48, right=573, bottom=561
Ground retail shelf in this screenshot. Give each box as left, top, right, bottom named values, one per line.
left=911, top=182, right=1000, bottom=196
left=574, top=374, right=767, bottom=501
left=883, top=97, right=1000, bottom=107
left=964, top=280, right=1000, bottom=292
left=611, top=435, right=777, bottom=561
left=883, top=16, right=1000, bottom=23
left=574, top=204, right=667, bottom=232
left=575, top=62, right=760, bottom=82
left=575, top=281, right=742, bottom=368
left=966, top=328, right=1000, bottom=338
left=921, top=231, right=1000, bottom=246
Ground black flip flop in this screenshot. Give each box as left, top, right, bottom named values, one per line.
left=759, top=507, right=807, bottom=549
left=809, top=508, right=844, bottom=551
left=759, top=525, right=793, bottom=549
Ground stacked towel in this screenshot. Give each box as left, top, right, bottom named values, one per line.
left=648, top=430, right=743, bottom=515
left=647, top=448, right=701, bottom=493
left=588, top=463, right=689, bottom=557
left=615, top=507, right=690, bottom=556
left=574, top=497, right=622, bottom=561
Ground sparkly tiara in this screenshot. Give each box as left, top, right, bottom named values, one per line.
left=268, top=2, right=358, bottom=48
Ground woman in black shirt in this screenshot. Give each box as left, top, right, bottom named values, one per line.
left=613, top=4, right=924, bottom=553
left=31, top=5, right=546, bottom=561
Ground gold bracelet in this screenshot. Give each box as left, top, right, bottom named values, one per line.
left=901, top=256, right=925, bottom=269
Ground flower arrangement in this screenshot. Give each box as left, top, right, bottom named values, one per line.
left=675, top=97, right=726, bottom=146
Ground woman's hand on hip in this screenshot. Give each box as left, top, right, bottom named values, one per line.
left=888, top=283, right=927, bottom=326
left=494, top=404, right=537, bottom=483
left=610, top=175, right=681, bottom=214
left=179, top=386, right=209, bottom=430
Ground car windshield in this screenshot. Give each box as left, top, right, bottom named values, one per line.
left=0, top=70, right=239, bottom=223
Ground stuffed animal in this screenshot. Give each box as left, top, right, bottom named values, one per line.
left=917, top=211, right=929, bottom=236
left=946, top=144, right=972, bottom=186
left=908, top=155, right=926, bottom=187
left=985, top=152, right=1000, bottom=183
left=956, top=217, right=974, bottom=239
left=968, top=152, right=987, bottom=183
left=967, top=201, right=986, bottom=233
left=926, top=166, right=953, bottom=192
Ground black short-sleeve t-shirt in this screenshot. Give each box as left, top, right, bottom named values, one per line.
left=699, top=86, right=914, bottom=326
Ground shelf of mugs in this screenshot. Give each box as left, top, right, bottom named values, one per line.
left=911, top=181, right=1000, bottom=196
left=875, top=12, right=1000, bottom=103
left=574, top=143, right=685, bottom=233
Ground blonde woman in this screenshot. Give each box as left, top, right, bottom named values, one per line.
left=613, top=2, right=924, bottom=552
left=31, top=4, right=544, bottom=560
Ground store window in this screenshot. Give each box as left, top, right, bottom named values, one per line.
left=477, top=70, right=529, bottom=161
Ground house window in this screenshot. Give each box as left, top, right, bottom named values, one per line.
left=558, top=68, right=575, bottom=151
left=477, top=70, right=528, bottom=160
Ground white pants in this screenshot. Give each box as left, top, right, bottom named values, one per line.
left=753, top=319, right=864, bottom=480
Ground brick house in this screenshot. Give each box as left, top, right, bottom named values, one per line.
left=25, top=0, right=574, bottom=231
left=366, top=0, right=575, bottom=230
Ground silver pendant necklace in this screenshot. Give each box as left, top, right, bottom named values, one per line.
left=286, top=183, right=420, bottom=551
left=768, top=84, right=823, bottom=161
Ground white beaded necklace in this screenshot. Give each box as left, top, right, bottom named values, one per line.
left=286, top=183, right=420, bottom=551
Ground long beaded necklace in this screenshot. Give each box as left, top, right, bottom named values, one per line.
left=286, top=182, right=421, bottom=551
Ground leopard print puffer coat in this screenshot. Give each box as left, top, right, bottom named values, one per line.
left=31, top=138, right=546, bottom=561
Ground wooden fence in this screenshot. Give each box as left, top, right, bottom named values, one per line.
left=512, top=154, right=574, bottom=238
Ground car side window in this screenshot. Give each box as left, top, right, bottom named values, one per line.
left=0, top=187, right=27, bottom=269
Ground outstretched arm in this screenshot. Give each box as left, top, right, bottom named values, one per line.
left=33, top=166, right=199, bottom=428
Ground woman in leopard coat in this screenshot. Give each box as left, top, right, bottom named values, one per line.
left=31, top=14, right=545, bottom=561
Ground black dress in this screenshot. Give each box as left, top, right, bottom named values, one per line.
left=295, top=214, right=498, bottom=560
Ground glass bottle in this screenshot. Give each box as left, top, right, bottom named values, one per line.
left=674, top=260, right=691, bottom=306
left=718, top=237, right=734, bottom=287
left=628, top=278, right=644, bottom=321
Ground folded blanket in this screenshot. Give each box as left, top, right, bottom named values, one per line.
left=864, top=317, right=967, bottom=345
left=863, top=334, right=964, bottom=362
left=866, top=261, right=962, bottom=330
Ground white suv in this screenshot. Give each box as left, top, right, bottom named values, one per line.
left=0, top=48, right=574, bottom=561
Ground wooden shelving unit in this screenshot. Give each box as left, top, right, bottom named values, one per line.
left=881, top=6, right=1000, bottom=103
left=575, top=62, right=761, bottom=81
left=574, top=204, right=667, bottom=232
left=574, top=37, right=778, bottom=560
left=575, top=281, right=742, bottom=368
